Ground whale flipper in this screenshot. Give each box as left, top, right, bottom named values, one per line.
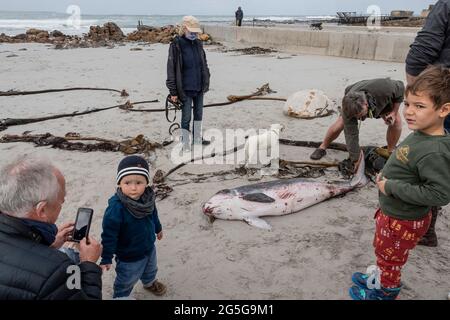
left=242, top=193, right=275, bottom=203
left=243, top=217, right=272, bottom=230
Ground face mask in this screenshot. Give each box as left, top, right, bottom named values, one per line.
left=185, top=31, right=198, bottom=41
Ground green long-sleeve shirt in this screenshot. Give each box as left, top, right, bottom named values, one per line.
left=343, top=78, right=405, bottom=161
left=379, top=131, right=450, bottom=220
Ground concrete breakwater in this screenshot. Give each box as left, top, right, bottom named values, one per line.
left=203, top=25, right=419, bottom=63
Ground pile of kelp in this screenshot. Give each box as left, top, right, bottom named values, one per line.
left=0, top=133, right=169, bottom=156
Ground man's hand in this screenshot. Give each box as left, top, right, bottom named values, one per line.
left=79, top=236, right=102, bottom=263
left=157, top=231, right=163, bottom=240
left=170, top=95, right=178, bottom=103
left=50, top=222, right=74, bottom=249
left=382, top=112, right=395, bottom=126
left=376, top=173, right=388, bottom=195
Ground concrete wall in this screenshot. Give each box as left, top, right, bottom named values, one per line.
left=203, top=25, right=417, bottom=63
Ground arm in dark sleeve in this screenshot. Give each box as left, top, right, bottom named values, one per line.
left=202, top=47, right=211, bottom=80
left=405, top=0, right=449, bottom=76
left=100, top=206, right=122, bottom=265
left=343, top=115, right=361, bottom=162
left=39, top=259, right=102, bottom=300
left=384, top=153, right=450, bottom=206
left=392, top=81, right=405, bottom=103
left=166, top=42, right=178, bottom=96
left=152, top=206, right=162, bottom=234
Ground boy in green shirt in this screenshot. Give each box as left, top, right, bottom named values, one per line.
left=349, top=65, right=450, bottom=300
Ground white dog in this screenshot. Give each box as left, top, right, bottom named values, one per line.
left=244, top=124, right=285, bottom=168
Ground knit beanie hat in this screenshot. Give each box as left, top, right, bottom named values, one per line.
left=116, top=155, right=150, bottom=185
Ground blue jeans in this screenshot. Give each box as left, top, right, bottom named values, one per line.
left=181, top=94, right=204, bottom=143
left=113, top=246, right=158, bottom=298
left=445, top=115, right=450, bottom=134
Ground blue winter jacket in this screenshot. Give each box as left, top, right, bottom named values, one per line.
left=100, top=194, right=162, bottom=265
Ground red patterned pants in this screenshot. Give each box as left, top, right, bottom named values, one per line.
left=373, top=208, right=431, bottom=288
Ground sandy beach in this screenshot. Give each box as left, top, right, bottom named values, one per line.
left=0, top=39, right=448, bottom=300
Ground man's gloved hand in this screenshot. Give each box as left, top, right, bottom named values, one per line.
left=338, top=158, right=355, bottom=178
left=375, top=147, right=392, bottom=159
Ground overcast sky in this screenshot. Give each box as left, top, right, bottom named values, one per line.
left=0, top=0, right=434, bottom=16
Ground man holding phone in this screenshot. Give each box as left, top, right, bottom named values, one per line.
left=0, top=157, right=103, bottom=300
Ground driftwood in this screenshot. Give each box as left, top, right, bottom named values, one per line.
left=0, top=132, right=169, bottom=155
left=0, top=84, right=333, bottom=132
left=126, top=84, right=283, bottom=112
left=125, top=96, right=287, bottom=113
left=0, top=99, right=158, bottom=131
left=226, top=47, right=277, bottom=55
left=158, top=158, right=333, bottom=186
left=153, top=142, right=248, bottom=184
left=279, top=159, right=339, bottom=168
left=153, top=183, right=173, bottom=201
left=0, top=88, right=129, bottom=97
left=226, top=83, right=276, bottom=102
left=279, top=139, right=349, bottom=152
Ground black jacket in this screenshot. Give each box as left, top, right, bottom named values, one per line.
left=0, top=213, right=102, bottom=300
left=235, top=9, right=244, bottom=20
left=406, top=0, right=450, bottom=76
left=166, top=36, right=210, bottom=101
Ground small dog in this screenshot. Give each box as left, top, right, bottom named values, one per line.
left=244, top=124, right=285, bottom=168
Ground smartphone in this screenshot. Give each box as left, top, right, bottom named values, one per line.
left=71, top=208, right=93, bottom=242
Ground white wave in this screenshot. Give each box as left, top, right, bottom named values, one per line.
left=250, top=16, right=297, bottom=22
left=305, top=15, right=337, bottom=20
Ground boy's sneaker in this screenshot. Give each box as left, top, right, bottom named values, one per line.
left=144, top=280, right=167, bottom=296
left=349, top=285, right=401, bottom=300
left=351, top=272, right=370, bottom=289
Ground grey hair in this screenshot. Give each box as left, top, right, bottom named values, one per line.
left=342, top=91, right=367, bottom=118
left=0, top=156, right=61, bottom=218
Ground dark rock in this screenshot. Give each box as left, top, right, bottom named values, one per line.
left=50, top=30, right=65, bottom=37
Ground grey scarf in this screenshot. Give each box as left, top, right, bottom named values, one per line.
left=116, top=187, right=156, bottom=219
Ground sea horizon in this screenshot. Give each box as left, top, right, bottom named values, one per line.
left=0, top=10, right=339, bottom=36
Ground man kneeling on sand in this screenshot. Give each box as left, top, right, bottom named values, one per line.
left=310, top=78, right=405, bottom=167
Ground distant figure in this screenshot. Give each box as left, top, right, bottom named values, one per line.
left=235, top=7, right=244, bottom=26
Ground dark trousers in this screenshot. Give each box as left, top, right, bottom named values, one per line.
left=181, top=93, right=204, bottom=143
left=236, top=19, right=242, bottom=26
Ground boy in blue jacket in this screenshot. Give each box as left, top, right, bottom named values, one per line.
left=100, top=155, right=166, bottom=299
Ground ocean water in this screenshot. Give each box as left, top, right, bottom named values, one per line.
left=0, top=11, right=337, bottom=36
